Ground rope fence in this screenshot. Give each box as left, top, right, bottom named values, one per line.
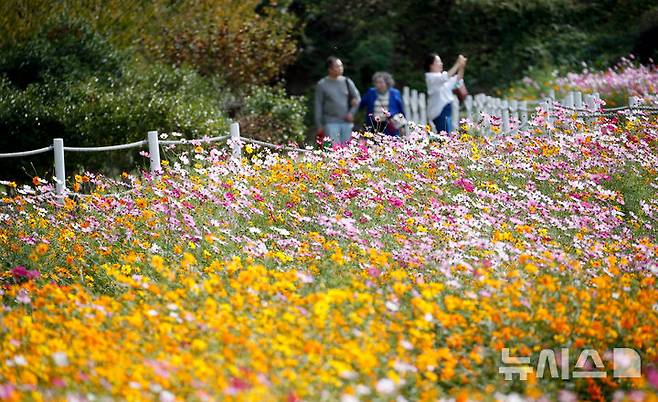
left=0, top=122, right=318, bottom=197
left=0, top=145, right=54, bottom=158
left=63, top=140, right=148, bottom=152
left=160, top=134, right=231, bottom=145
left=241, top=137, right=314, bottom=154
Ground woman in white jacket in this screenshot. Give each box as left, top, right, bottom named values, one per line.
left=424, top=53, right=466, bottom=134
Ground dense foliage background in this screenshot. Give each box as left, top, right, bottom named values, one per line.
left=287, top=0, right=658, bottom=92
left=0, top=0, right=657, bottom=181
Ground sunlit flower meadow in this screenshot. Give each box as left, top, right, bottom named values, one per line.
left=556, top=57, right=658, bottom=106
left=507, top=58, right=658, bottom=107
left=1, top=70, right=658, bottom=401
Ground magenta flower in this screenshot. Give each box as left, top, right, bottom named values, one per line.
left=647, top=365, right=658, bottom=390
left=388, top=197, right=404, bottom=208
left=453, top=178, right=474, bottom=193
left=11, top=266, right=40, bottom=280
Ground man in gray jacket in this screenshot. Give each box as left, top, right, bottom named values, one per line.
left=315, top=56, right=361, bottom=147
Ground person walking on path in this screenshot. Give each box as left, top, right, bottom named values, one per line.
left=315, top=56, right=361, bottom=147
left=425, top=53, right=466, bottom=134
left=359, top=71, right=406, bottom=136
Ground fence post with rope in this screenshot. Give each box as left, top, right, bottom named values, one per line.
left=230, top=122, right=241, bottom=162
left=54, top=138, right=65, bottom=195
left=147, top=131, right=161, bottom=173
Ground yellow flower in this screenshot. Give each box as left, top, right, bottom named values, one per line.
left=191, top=339, right=208, bottom=352
left=151, top=255, right=164, bottom=271
left=181, top=252, right=197, bottom=269
left=524, top=263, right=538, bottom=274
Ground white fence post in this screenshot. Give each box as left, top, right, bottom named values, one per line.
left=520, top=101, right=528, bottom=129
left=479, top=96, right=487, bottom=135
left=510, top=100, right=518, bottom=134
left=464, top=95, right=473, bottom=123
left=410, top=89, right=419, bottom=123
left=548, top=88, right=556, bottom=101
left=584, top=94, right=595, bottom=124
left=545, top=98, right=554, bottom=128
left=403, top=86, right=411, bottom=119
left=629, top=96, right=639, bottom=108
left=575, top=91, right=583, bottom=110
left=53, top=138, right=65, bottom=195
left=502, top=100, right=510, bottom=134
left=584, top=94, right=592, bottom=111
left=147, top=131, right=161, bottom=173
left=485, top=97, right=494, bottom=136
left=565, top=92, right=575, bottom=108
left=230, top=122, right=241, bottom=162
left=419, top=92, right=427, bottom=126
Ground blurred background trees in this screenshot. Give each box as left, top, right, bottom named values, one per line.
left=286, top=0, right=658, bottom=91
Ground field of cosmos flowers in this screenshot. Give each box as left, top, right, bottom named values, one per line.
left=1, top=65, right=658, bottom=401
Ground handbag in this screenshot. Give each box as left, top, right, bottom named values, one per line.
left=453, top=80, right=468, bottom=103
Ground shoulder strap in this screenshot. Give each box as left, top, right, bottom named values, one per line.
left=345, top=77, right=355, bottom=112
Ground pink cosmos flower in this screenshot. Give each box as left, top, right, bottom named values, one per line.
left=16, top=289, right=31, bottom=304
left=453, top=178, right=474, bottom=192
left=0, top=384, right=15, bottom=399
left=367, top=267, right=381, bottom=278
left=388, top=197, right=404, bottom=208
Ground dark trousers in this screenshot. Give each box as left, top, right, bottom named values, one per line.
left=432, top=104, right=452, bottom=133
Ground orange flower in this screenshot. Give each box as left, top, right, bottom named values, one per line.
left=35, top=243, right=49, bottom=256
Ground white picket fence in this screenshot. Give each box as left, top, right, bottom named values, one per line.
left=402, top=84, right=543, bottom=131
left=401, top=85, right=657, bottom=135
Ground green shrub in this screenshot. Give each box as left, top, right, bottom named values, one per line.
left=0, top=20, right=232, bottom=182
left=59, top=63, right=231, bottom=144
left=0, top=20, right=123, bottom=89
left=238, top=85, right=307, bottom=145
